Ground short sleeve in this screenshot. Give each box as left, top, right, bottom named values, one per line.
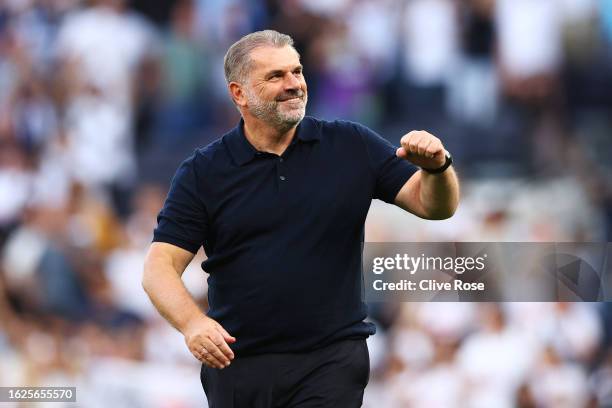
left=153, top=153, right=208, bottom=253
left=355, top=123, right=418, bottom=203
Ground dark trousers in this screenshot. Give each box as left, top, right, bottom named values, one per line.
left=200, top=339, right=370, bottom=408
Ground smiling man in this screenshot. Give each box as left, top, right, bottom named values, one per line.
left=142, top=30, right=459, bottom=407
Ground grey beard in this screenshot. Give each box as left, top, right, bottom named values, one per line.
left=247, top=94, right=307, bottom=132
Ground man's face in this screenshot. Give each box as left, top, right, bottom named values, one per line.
left=240, top=45, right=307, bottom=130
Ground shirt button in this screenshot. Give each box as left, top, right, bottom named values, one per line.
left=279, top=176, right=286, bottom=181
left=279, top=158, right=284, bottom=162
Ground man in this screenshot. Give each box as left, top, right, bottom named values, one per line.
left=143, top=30, right=459, bottom=407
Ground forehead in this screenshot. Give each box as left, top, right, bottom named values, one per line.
left=249, top=45, right=301, bottom=74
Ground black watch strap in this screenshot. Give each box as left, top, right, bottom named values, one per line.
left=421, top=151, right=453, bottom=174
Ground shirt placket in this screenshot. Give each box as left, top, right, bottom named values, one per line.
left=277, top=155, right=287, bottom=187
left=277, top=141, right=300, bottom=192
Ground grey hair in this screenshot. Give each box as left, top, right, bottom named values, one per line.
left=223, top=30, right=296, bottom=84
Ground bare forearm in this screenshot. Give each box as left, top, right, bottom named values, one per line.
left=419, top=168, right=459, bottom=219
left=142, top=262, right=203, bottom=334
left=142, top=243, right=236, bottom=368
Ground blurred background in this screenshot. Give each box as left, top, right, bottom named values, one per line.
left=0, top=0, right=611, bottom=406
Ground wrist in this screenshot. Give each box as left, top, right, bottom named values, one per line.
left=421, top=151, right=452, bottom=174
left=180, top=312, right=207, bottom=334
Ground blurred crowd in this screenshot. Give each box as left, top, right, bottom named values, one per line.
left=364, top=302, right=610, bottom=407
left=0, top=0, right=612, bottom=406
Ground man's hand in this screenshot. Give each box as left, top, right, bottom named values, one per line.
left=184, top=315, right=236, bottom=369
left=396, top=130, right=446, bottom=170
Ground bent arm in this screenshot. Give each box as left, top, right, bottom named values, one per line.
left=394, top=168, right=459, bottom=220
left=142, top=242, right=202, bottom=332
left=143, top=242, right=236, bottom=367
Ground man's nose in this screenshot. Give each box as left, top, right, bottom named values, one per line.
left=284, top=72, right=301, bottom=90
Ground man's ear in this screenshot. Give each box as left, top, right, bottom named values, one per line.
left=229, top=82, right=247, bottom=108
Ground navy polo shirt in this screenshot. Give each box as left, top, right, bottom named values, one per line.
left=153, top=116, right=417, bottom=357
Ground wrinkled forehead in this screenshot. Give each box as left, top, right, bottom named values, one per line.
left=248, top=45, right=302, bottom=76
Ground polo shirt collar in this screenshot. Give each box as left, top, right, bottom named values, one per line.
left=294, top=116, right=322, bottom=143
left=225, top=116, right=321, bottom=166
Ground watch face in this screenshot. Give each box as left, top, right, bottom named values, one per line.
left=444, top=153, right=453, bottom=169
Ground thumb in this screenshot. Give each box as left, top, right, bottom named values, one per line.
left=396, top=147, right=407, bottom=159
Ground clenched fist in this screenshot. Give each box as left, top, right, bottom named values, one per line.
left=396, top=130, right=446, bottom=170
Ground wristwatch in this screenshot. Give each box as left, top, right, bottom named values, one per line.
left=421, top=151, right=453, bottom=174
